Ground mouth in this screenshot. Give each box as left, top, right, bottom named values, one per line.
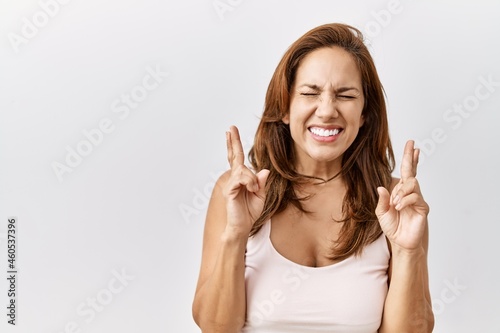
left=308, top=126, right=343, bottom=138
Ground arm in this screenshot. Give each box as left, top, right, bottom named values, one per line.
left=379, top=223, right=433, bottom=332
left=192, top=171, right=248, bottom=332
left=192, top=126, right=269, bottom=332
left=376, top=141, right=434, bottom=332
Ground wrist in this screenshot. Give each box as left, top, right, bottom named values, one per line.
left=221, top=226, right=250, bottom=245
left=390, top=243, right=425, bottom=260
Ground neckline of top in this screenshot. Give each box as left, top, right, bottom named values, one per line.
left=264, top=219, right=355, bottom=271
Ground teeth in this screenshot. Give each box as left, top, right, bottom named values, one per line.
left=309, top=127, right=340, bottom=137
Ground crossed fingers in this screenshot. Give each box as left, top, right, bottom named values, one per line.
left=226, top=125, right=245, bottom=168
left=391, top=141, right=427, bottom=212
left=225, top=126, right=260, bottom=194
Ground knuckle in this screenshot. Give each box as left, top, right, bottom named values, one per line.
left=231, top=164, right=241, bottom=177
left=410, top=179, right=420, bottom=191
left=233, top=164, right=245, bottom=174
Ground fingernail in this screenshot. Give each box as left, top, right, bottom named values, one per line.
left=395, top=203, right=401, bottom=210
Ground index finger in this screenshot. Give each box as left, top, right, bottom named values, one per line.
left=400, top=140, right=419, bottom=180
left=226, top=125, right=245, bottom=168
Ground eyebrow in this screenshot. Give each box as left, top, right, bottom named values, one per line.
left=298, top=84, right=360, bottom=93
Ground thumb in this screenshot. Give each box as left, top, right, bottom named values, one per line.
left=255, top=169, right=270, bottom=197
left=375, top=186, right=391, bottom=219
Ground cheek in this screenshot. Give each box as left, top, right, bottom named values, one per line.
left=287, top=113, right=308, bottom=142
left=289, top=100, right=316, bottom=121
left=343, top=103, right=364, bottom=126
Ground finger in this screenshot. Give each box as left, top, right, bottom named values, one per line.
left=400, top=140, right=416, bottom=180
left=224, top=168, right=260, bottom=198
left=413, top=148, right=420, bottom=177
left=226, top=130, right=232, bottom=165
left=394, top=192, right=427, bottom=212
left=390, top=181, right=403, bottom=203
left=375, top=186, right=392, bottom=218
left=392, top=178, right=420, bottom=206
left=226, top=125, right=245, bottom=168
left=255, top=169, right=270, bottom=198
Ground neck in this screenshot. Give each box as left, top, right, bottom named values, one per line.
left=295, top=159, right=343, bottom=184
left=294, top=170, right=346, bottom=199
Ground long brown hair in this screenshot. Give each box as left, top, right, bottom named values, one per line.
left=248, top=23, right=395, bottom=261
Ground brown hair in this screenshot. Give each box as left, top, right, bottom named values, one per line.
left=248, top=23, right=395, bottom=261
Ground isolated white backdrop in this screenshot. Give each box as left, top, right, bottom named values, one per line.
left=1, top=0, right=499, bottom=332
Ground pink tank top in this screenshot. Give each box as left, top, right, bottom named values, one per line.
left=241, top=220, right=390, bottom=333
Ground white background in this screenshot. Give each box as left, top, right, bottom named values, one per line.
left=1, top=0, right=499, bottom=332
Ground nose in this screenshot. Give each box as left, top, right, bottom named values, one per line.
left=315, top=94, right=339, bottom=120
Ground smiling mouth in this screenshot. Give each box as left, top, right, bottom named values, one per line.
left=308, top=127, right=343, bottom=137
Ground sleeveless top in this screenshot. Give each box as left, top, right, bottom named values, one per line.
left=241, top=220, right=390, bottom=333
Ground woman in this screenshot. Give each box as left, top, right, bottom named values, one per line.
left=192, top=23, right=434, bottom=332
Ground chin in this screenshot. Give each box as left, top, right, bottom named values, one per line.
left=306, top=151, right=343, bottom=163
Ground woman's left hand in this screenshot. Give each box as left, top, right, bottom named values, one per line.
left=376, top=140, right=429, bottom=252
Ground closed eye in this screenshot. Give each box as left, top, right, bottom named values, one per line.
left=300, top=93, right=319, bottom=96
left=338, top=95, right=355, bottom=99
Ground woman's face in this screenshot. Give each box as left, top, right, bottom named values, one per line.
left=284, top=46, right=365, bottom=176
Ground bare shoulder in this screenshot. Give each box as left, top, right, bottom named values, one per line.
left=204, top=169, right=231, bottom=236
left=193, top=169, right=231, bottom=292
left=217, top=169, right=232, bottom=185
left=206, top=169, right=232, bottom=207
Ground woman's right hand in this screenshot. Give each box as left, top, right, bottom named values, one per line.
left=223, top=125, right=270, bottom=238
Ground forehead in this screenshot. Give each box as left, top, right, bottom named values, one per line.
left=294, top=46, right=362, bottom=87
